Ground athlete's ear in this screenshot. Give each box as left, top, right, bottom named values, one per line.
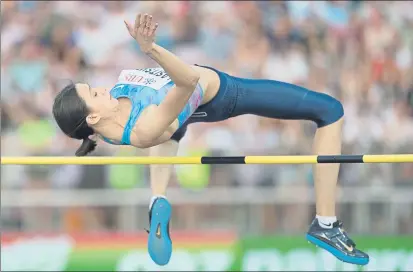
left=86, top=113, right=101, bottom=125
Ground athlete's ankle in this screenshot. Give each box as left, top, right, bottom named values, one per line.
left=149, top=195, right=167, bottom=210
left=316, top=215, right=337, bottom=229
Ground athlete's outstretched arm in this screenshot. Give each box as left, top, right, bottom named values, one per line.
left=125, top=13, right=200, bottom=143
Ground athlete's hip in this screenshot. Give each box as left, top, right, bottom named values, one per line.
left=186, top=65, right=239, bottom=124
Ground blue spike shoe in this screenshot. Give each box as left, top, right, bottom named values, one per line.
left=306, top=219, right=369, bottom=266
left=146, top=197, right=172, bottom=266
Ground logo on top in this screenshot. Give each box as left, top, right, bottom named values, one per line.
left=144, top=78, right=156, bottom=85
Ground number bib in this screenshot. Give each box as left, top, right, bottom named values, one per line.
left=117, top=68, right=172, bottom=90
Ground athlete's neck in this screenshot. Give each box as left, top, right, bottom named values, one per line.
left=92, top=101, right=132, bottom=141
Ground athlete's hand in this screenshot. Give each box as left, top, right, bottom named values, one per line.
left=124, top=13, right=159, bottom=54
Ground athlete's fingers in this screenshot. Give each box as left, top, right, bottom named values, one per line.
left=143, top=15, right=151, bottom=36
left=135, top=13, right=141, bottom=30
left=146, top=15, right=152, bottom=28
left=124, top=20, right=134, bottom=37
left=143, top=24, right=151, bottom=36
left=139, top=14, right=148, bottom=34
left=141, top=13, right=148, bottom=28
left=149, top=23, right=158, bottom=37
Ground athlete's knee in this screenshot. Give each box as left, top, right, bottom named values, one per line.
left=315, top=95, right=344, bottom=128
left=303, top=90, right=344, bottom=128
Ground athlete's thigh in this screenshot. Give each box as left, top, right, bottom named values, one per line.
left=231, top=78, right=339, bottom=123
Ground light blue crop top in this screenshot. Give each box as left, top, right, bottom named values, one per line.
left=101, top=68, right=204, bottom=145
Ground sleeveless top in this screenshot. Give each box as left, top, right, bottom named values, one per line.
left=101, top=68, right=204, bottom=145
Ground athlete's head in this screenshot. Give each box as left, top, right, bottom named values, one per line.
left=52, top=83, right=118, bottom=156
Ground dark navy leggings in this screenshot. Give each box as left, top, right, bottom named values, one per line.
left=171, top=65, right=344, bottom=142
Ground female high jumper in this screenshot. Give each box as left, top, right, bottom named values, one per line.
left=53, top=13, right=369, bottom=266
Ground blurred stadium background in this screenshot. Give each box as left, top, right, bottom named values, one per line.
left=1, top=1, right=413, bottom=271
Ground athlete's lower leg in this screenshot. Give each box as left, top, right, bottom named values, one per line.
left=313, top=117, right=343, bottom=219
left=149, top=140, right=179, bottom=195
left=147, top=140, right=179, bottom=266
left=306, top=109, right=369, bottom=265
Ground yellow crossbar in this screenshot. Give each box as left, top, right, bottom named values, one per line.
left=1, top=154, right=412, bottom=165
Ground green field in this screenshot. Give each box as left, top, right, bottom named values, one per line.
left=2, top=233, right=412, bottom=271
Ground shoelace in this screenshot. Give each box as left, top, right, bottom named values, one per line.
left=333, top=221, right=356, bottom=247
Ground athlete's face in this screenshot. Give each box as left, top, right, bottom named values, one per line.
left=76, top=83, right=118, bottom=125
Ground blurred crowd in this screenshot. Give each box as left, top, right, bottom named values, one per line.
left=1, top=1, right=413, bottom=233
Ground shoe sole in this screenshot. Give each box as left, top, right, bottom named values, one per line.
left=148, top=198, right=172, bottom=266
left=306, top=234, right=369, bottom=266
